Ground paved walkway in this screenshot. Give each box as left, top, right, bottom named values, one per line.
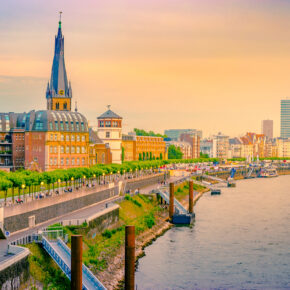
left=0, top=173, right=186, bottom=262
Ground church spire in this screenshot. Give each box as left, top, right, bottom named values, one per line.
left=46, top=12, right=72, bottom=111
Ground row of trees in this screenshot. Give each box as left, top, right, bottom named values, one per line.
left=138, top=152, right=163, bottom=161
left=134, top=128, right=167, bottom=138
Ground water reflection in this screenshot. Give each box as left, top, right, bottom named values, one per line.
left=136, top=175, right=290, bottom=289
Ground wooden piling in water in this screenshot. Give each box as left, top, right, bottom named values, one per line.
left=169, top=182, right=174, bottom=219
left=125, top=225, right=135, bottom=290
left=189, top=180, right=194, bottom=213
left=71, top=235, right=83, bottom=290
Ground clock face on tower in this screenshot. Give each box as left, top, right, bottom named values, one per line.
left=59, top=90, right=64, bottom=95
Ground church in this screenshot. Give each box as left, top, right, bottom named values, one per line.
left=0, top=17, right=122, bottom=171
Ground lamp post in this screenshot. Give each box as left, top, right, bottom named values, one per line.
left=102, top=172, right=105, bottom=184
left=93, top=174, right=96, bottom=186
left=58, top=179, right=61, bottom=194
left=83, top=176, right=86, bottom=187
left=21, top=184, right=26, bottom=202
left=110, top=172, right=112, bottom=182
left=71, top=177, right=74, bottom=189
left=40, top=181, right=44, bottom=198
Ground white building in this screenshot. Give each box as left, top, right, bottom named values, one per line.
left=97, top=106, right=122, bottom=164
left=212, top=133, right=229, bottom=159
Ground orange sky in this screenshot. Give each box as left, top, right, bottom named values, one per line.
left=1, top=0, right=290, bottom=137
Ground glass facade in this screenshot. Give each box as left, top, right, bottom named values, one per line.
left=281, top=99, right=290, bottom=138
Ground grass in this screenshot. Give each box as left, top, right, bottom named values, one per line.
left=64, top=194, right=163, bottom=273
left=23, top=194, right=165, bottom=286
left=174, top=181, right=206, bottom=201
left=25, top=242, right=70, bottom=289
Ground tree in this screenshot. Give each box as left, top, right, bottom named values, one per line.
left=160, top=153, right=163, bottom=160
left=200, top=152, right=209, bottom=158
left=133, top=128, right=167, bottom=138
left=138, top=153, right=142, bottom=161
left=122, top=147, right=125, bottom=162
left=149, top=152, right=152, bottom=160
left=142, top=152, right=145, bottom=161
left=146, top=152, right=149, bottom=160
left=168, top=145, right=183, bottom=159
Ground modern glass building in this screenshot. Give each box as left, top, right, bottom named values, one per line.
left=281, top=99, right=290, bottom=138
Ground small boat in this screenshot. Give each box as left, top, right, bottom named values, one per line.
left=211, top=189, right=221, bottom=195
left=259, top=167, right=278, bottom=178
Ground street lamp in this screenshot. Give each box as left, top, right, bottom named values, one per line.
left=58, top=179, right=61, bottom=193
left=21, top=184, right=25, bottom=201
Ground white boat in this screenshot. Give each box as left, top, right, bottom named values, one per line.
left=259, top=167, right=278, bottom=178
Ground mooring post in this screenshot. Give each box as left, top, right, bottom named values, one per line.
left=189, top=180, right=194, bottom=213
left=71, top=235, right=83, bottom=290
left=125, top=225, right=135, bottom=290
left=169, top=182, right=174, bottom=220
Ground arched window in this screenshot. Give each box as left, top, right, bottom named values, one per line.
left=56, top=102, right=60, bottom=110
left=63, top=102, right=67, bottom=110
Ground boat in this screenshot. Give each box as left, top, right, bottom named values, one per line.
left=259, top=167, right=278, bottom=178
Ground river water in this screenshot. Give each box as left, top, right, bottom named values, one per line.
left=135, top=175, right=290, bottom=289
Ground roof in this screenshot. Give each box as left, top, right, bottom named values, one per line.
left=24, top=110, right=88, bottom=132
left=89, top=128, right=103, bottom=144
left=97, top=109, right=122, bottom=119
left=229, top=138, right=242, bottom=145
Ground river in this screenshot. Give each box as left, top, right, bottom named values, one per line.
left=135, top=175, right=290, bottom=289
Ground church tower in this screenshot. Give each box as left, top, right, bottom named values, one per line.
left=46, top=13, right=72, bottom=111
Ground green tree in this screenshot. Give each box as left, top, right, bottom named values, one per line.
left=168, top=145, right=183, bottom=159
left=138, top=153, right=142, bottom=161
left=122, top=147, right=125, bottom=162
left=200, top=152, right=209, bottom=158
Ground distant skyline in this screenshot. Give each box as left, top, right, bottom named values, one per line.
left=1, top=0, right=290, bottom=137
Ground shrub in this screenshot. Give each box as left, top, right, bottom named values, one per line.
left=144, top=213, right=155, bottom=229
left=102, top=229, right=112, bottom=239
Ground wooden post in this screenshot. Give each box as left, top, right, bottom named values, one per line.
left=71, top=235, right=82, bottom=290
left=189, top=180, right=194, bottom=213
left=125, top=225, right=135, bottom=290
left=169, top=182, right=174, bottom=219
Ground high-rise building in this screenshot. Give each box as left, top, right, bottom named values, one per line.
left=281, top=99, right=290, bottom=138
left=212, top=133, right=229, bottom=159
left=262, top=120, right=273, bottom=139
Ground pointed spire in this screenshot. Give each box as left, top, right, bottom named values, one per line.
left=59, top=11, right=62, bottom=28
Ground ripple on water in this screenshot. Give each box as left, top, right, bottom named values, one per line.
left=135, top=176, right=290, bottom=289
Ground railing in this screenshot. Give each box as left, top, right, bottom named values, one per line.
left=42, top=236, right=71, bottom=279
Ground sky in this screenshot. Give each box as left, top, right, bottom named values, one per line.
left=1, top=0, right=290, bottom=138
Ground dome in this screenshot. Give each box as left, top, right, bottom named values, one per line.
left=24, top=110, right=89, bottom=132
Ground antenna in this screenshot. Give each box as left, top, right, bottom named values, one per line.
left=59, top=11, right=62, bottom=22
left=107, top=105, right=111, bottom=110
left=75, top=101, right=78, bottom=112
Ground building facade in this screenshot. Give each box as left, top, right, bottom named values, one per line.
left=97, top=106, right=122, bottom=164
left=166, top=141, right=192, bottom=159
left=180, top=133, right=200, bottom=158
left=281, top=99, right=290, bottom=138
left=262, top=120, right=273, bottom=139
left=164, top=129, right=202, bottom=141
left=212, top=133, right=229, bottom=159
left=200, top=139, right=213, bottom=158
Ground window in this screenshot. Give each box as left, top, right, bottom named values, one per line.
left=64, top=102, right=67, bottom=110
left=81, top=122, right=84, bottom=131
left=106, top=132, right=110, bottom=138
left=81, top=136, right=85, bottom=142
left=81, top=146, right=86, bottom=154
left=54, top=158, right=57, bottom=165
left=54, top=134, right=58, bottom=141
left=76, top=122, right=80, bottom=131
left=56, top=102, right=60, bottom=110
left=60, top=121, right=64, bottom=131
left=55, top=121, right=59, bottom=131
left=66, top=146, right=70, bottom=153
left=61, top=146, right=64, bottom=153
left=82, top=158, right=85, bottom=165
left=71, top=146, right=75, bottom=153
left=50, top=134, right=54, bottom=141
left=99, top=121, right=104, bottom=127
left=49, top=122, right=53, bottom=130
left=76, top=135, right=80, bottom=142
left=50, top=158, right=53, bottom=165
left=61, top=158, right=64, bottom=165
left=16, top=135, right=18, bottom=140
left=77, top=146, right=80, bottom=153
left=61, top=135, right=64, bottom=141
left=50, top=146, right=53, bottom=153
left=105, top=121, right=111, bottom=127
left=54, top=146, right=58, bottom=153
left=71, top=135, right=75, bottom=141
left=66, top=135, right=70, bottom=141
left=71, top=158, right=75, bottom=165
left=77, top=158, right=80, bottom=165
left=66, top=158, right=69, bottom=165
left=65, top=121, right=69, bottom=131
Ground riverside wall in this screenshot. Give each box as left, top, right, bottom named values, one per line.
left=3, top=173, right=167, bottom=233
